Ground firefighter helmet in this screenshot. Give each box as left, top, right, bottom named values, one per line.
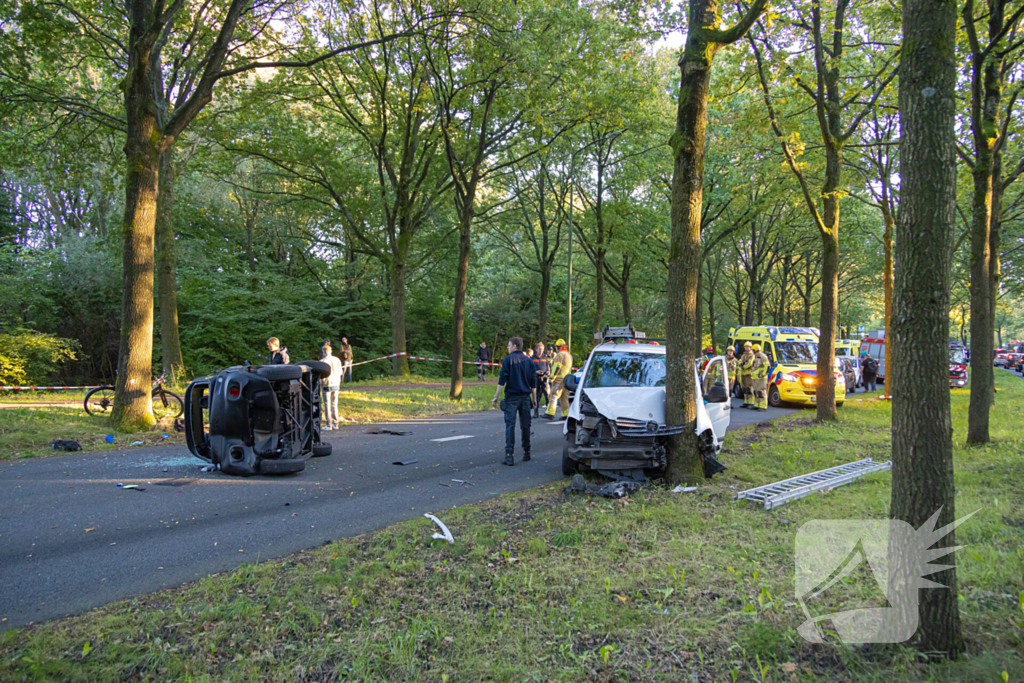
left=753, top=343, right=762, bottom=352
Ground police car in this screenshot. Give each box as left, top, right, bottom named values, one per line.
left=560, top=325, right=730, bottom=480
left=728, top=326, right=846, bottom=408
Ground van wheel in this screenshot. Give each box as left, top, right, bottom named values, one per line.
left=561, top=436, right=578, bottom=476
left=768, top=386, right=782, bottom=407
left=836, top=402, right=845, bottom=409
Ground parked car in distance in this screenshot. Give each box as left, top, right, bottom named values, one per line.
left=994, top=348, right=1010, bottom=367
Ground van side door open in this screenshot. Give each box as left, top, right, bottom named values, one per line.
left=701, top=356, right=731, bottom=440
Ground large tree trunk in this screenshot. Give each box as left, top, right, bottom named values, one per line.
left=449, top=213, right=472, bottom=399
left=695, top=267, right=704, bottom=354
left=113, top=138, right=159, bottom=430
left=155, top=149, right=184, bottom=385
left=890, top=0, right=964, bottom=656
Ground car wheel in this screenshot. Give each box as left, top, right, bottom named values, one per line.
left=768, top=385, right=782, bottom=408
left=296, top=360, right=332, bottom=378
left=257, top=365, right=303, bottom=381
left=837, top=402, right=844, bottom=408
left=312, top=443, right=332, bottom=457
left=561, top=435, right=578, bottom=476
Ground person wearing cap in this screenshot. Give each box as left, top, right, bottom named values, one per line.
left=739, top=341, right=755, bottom=408
left=320, top=340, right=344, bottom=430
left=544, top=339, right=573, bottom=419
left=751, top=343, right=770, bottom=411
left=725, top=346, right=739, bottom=396
left=338, top=336, right=354, bottom=382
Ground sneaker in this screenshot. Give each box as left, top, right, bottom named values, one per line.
left=503, top=456, right=514, bottom=466
left=322, top=425, right=332, bottom=431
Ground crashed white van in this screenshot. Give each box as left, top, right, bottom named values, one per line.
left=561, top=330, right=731, bottom=480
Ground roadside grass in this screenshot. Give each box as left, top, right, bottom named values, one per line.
left=2, top=375, right=1022, bottom=682
left=0, top=386, right=497, bottom=462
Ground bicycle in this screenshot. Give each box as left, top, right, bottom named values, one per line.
left=83, top=374, right=184, bottom=419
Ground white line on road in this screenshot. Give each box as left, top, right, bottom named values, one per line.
left=548, top=420, right=565, bottom=426
left=431, top=435, right=475, bottom=442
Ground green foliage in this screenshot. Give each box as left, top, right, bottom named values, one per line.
left=0, top=328, right=79, bottom=386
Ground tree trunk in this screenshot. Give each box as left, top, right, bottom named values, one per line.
left=593, top=230, right=606, bottom=343
left=890, top=0, right=964, bottom=656
left=707, top=282, right=716, bottom=347
left=449, top=213, right=472, bottom=399
left=816, top=225, right=839, bottom=420
left=112, top=139, right=160, bottom=431
left=155, top=149, right=184, bottom=385
left=620, top=255, right=632, bottom=324
left=695, top=266, right=704, bottom=354
left=988, top=150, right=1002, bottom=387
left=390, top=259, right=411, bottom=376
left=883, top=202, right=894, bottom=349
left=539, top=264, right=550, bottom=343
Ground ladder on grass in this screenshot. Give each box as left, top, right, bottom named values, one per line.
left=735, top=458, right=892, bottom=510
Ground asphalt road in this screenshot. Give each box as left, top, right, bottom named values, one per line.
left=0, top=398, right=795, bottom=630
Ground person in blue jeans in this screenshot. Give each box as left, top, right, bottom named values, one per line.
left=491, top=336, right=538, bottom=466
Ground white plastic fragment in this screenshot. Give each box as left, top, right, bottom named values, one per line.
left=671, top=485, right=699, bottom=493
left=130, top=441, right=144, bottom=446
left=424, top=513, right=454, bottom=543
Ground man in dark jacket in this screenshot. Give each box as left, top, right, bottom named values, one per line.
left=338, top=336, right=354, bottom=382
left=532, top=342, right=551, bottom=418
left=862, top=353, right=879, bottom=393
left=476, top=341, right=492, bottom=381
left=266, top=337, right=289, bottom=365
left=491, top=337, right=537, bottom=466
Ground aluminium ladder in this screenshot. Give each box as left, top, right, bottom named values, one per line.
left=735, top=458, right=892, bottom=510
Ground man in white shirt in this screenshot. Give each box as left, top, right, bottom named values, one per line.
left=320, top=340, right=344, bottom=430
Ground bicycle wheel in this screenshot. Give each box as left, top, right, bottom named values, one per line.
left=152, top=389, right=184, bottom=420
left=84, top=387, right=116, bottom=416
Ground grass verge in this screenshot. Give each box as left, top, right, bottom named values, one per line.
left=1, top=375, right=1022, bottom=682
left=0, top=385, right=497, bottom=462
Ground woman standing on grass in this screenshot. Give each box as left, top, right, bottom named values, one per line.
left=321, top=341, right=344, bottom=430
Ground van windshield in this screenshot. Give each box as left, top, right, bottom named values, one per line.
left=949, top=348, right=965, bottom=364
left=583, top=352, right=667, bottom=388
left=775, top=342, right=818, bottom=364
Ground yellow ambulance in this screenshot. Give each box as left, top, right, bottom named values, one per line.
left=835, top=339, right=861, bottom=358
left=727, top=325, right=846, bottom=408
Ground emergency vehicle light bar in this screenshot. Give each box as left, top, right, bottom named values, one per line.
left=601, top=324, right=646, bottom=341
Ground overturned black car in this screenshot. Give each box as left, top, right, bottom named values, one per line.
left=184, top=361, right=333, bottom=475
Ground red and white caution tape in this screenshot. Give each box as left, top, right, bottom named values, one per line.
left=0, top=385, right=102, bottom=391
left=349, top=352, right=408, bottom=367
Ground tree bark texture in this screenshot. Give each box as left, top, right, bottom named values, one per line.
left=155, top=149, right=185, bottom=385
left=449, top=212, right=473, bottom=399
left=666, top=0, right=766, bottom=484
left=390, top=258, right=411, bottom=376
left=890, top=0, right=964, bottom=656
left=964, top=0, right=1006, bottom=444
left=883, top=203, right=894, bottom=352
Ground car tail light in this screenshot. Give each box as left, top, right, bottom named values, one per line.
left=228, top=384, right=240, bottom=398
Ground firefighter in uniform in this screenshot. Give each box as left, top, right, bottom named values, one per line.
left=751, top=343, right=770, bottom=411
left=544, top=339, right=574, bottom=419
left=739, top=342, right=755, bottom=408
left=725, top=346, right=739, bottom=397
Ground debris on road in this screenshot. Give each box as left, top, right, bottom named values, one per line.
left=566, top=474, right=642, bottom=499
left=51, top=440, right=81, bottom=452
left=424, top=514, right=454, bottom=543
left=120, top=484, right=145, bottom=491
left=129, top=441, right=144, bottom=446
left=369, top=428, right=411, bottom=436
left=671, top=485, right=699, bottom=493
left=392, top=459, right=418, bottom=466
left=200, top=465, right=216, bottom=472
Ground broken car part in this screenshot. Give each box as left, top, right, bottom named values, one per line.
left=424, top=513, right=454, bottom=543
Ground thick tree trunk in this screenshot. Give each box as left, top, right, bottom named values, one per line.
left=695, top=267, right=704, bottom=354
left=390, top=259, right=411, bottom=376
left=667, top=25, right=714, bottom=485
left=816, top=225, right=839, bottom=420
left=449, top=214, right=472, bottom=399
left=966, top=148, right=994, bottom=442
left=890, top=0, right=964, bottom=656
left=113, top=141, right=159, bottom=430
left=155, top=149, right=184, bottom=385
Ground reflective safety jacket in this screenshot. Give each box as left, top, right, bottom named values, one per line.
left=751, top=352, right=770, bottom=379
left=738, top=351, right=754, bottom=378
left=551, top=350, right=573, bottom=380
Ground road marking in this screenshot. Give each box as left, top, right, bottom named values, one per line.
left=548, top=420, right=566, bottom=426
left=431, top=435, right=475, bottom=442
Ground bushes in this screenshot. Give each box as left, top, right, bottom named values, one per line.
left=0, top=329, right=80, bottom=386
